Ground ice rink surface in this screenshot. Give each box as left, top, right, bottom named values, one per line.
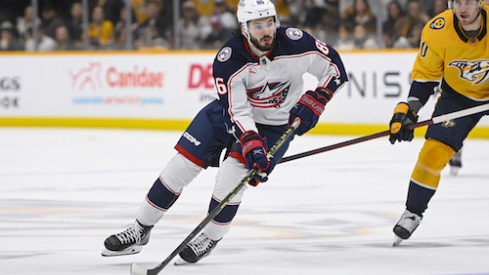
left=1, top=127, right=488, bottom=275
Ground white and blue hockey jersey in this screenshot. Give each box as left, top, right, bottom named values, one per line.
left=212, top=27, right=348, bottom=139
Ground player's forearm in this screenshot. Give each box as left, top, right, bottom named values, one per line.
left=408, top=80, right=439, bottom=110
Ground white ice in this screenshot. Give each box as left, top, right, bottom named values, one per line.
left=1, top=127, right=488, bottom=275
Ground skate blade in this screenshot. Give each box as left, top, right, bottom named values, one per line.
left=450, top=166, right=460, bottom=176
left=130, top=262, right=148, bottom=275
left=174, top=256, right=192, bottom=266
left=393, top=236, right=403, bottom=247
left=101, top=245, right=143, bottom=257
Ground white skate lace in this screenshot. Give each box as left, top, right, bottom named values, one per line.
left=115, top=223, right=143, bottom=245
left=189, top=234, right=214, bottom=257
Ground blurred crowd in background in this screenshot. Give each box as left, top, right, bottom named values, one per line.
left=0, top=0, right=484, bottom=52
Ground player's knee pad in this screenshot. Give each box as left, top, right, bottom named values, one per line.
left=160, top=153, right=203, bottom=192
left=213, top=156, right=249, bottom=204
left=411, top=138, right=455, bottom=189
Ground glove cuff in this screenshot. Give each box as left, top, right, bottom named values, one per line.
left=315, top=88, right=333, bottom=101
left=240, top=131, right=264, bottom=157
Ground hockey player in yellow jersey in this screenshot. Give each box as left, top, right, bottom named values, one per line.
left=388, top=0, right=489, bottom=246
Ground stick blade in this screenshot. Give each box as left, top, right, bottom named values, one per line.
left=130, top=262, right=149, bottom=275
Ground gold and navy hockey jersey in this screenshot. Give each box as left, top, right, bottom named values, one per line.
left=410, top=6, right=489, bottom=103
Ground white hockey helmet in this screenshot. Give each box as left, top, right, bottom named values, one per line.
left=237, top=0, right=280, bottom=38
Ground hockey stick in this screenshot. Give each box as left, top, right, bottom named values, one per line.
left=130, top=119, right=301, bottom=275
left=279, top=102, right=489, bottom=164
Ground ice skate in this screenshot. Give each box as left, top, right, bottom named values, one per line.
left=102, top=220, right=153, bottom=256
left=174, top=233, right=221, bottom=265
left=449, top=150, right=462, bottom=176
left=392, top=210, right=422, bottom=246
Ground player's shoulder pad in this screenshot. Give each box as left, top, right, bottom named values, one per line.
left=276, top=27, right=324, bottom=55
left=423, top=10, right=453, bottom=43
left=213, top=35, right=255, bottom=81
left=283, top=27, right=305, bottom=41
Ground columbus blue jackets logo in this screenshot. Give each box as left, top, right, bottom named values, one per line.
left=247, top=82, right=290, bottom=108
left=448, top=60, right=489, bottom=85
left=286, top=28, right=303, bottom=40
left=217, top=47, right=232, bottom=62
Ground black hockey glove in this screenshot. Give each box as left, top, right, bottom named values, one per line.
left=289, top=88, right=331, bottom=136
left=389, top=102, right=418, bottom=144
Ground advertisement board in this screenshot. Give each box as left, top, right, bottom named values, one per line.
left=1, top=50, right=488, bottom=132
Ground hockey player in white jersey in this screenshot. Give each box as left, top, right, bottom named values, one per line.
left=102, top=0, right=348, bottom=265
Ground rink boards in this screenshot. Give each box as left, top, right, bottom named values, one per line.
left=0, top=49, right=488, bottom=138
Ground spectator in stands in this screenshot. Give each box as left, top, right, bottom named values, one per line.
left=334, top=24, right=355, bottom=50
left=201, top=14, right=232, bottom=49
left=113, top=6, right=138, bottom=49
left=16, top=5, right=41, bottom=41
left=101, top=0, right=125, bottom=25
left=212, top=0, right=239, bottom=30
left=40, top=3, right=64, bottom=40
left=55, top=25, right=80, bottom=51
left=88, top=6, right=114, bottom=47
left=65, top=2, right=83, bottom=43
left=382, top=1, right=407, bottom=39
left=383, top=24, right=411, bottom=48
left=178, top=1, right=211, bottom=49
left=342, top=0, right=377, bottom=33
left=323, top=0, right=340, bottom=34
left=190, top=0, right=240, bottom=17
left=303, top=0, right=328, bottom=29
left=132, top=0, right=150, bottom=24
left=137, top=0, right=172, bottom=48
left=25, top=26, right=57, bottom=51
left=0, top=21, right=24, bottom=51
left=401, top=0, right=430, bottom=37
left=405, top=20, right=423, bottom=47
left=429, top=0, right=448, bottom=17
left=286, top=0, right=307, bottom=27
left=352, top=23, right=382, bottom=49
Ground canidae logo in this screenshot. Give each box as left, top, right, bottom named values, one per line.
left=69, top=62, right=103, bottom=91
left=449, top=60, right=489, bottom=85
left=69, top=62, right=164, bottom=91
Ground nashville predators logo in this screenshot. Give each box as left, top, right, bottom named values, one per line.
left=442, top=119, right=456, bottom=128
left=448, top=60, right=489, bottom=85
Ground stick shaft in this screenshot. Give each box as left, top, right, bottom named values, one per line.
left=131, top=120, right=299, bottom=275
left=280, top=103, right=489, bottom=164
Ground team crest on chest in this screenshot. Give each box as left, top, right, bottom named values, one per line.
left=247, top=82, right=290, bottom=108
left=448, top=60, right=489, bottom=85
